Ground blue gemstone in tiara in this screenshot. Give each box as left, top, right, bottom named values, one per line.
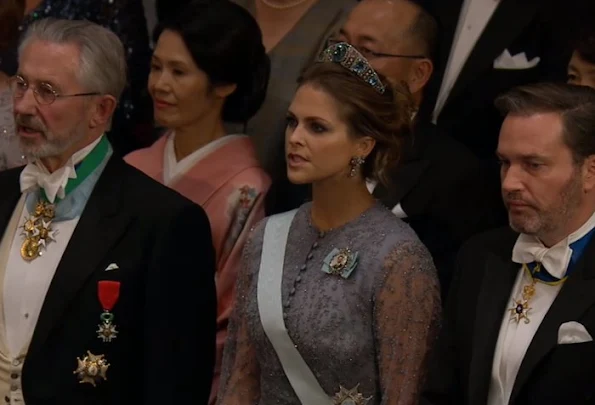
left=317, top=42, right=386, bottom=94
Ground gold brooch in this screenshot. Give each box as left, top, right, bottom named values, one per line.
left=20, top=200, right=56, bottom=261
left=332, top=385, right=372, bottom=405
left=74, top=351, right=109, bottom=386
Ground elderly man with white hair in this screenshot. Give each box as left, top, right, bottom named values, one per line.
left=0, top=18, right=216, bottom=404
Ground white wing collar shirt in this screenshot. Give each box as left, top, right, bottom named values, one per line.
left=488, top=210, right=595, bottom=405
left=0, top=135, right=111, bottom=404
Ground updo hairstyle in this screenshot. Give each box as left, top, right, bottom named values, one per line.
left=297, top=62, right=414, bottom=187
left=153, top=0, right=270, bottom=123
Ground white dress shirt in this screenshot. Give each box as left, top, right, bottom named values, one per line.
left=488, top=211, right=595, bottom=405
left=2, top=203, right=80, bottom=357
left=163, top=132, right=242, bottom=186
left=432, top=0, right=501, bottom=122
left=2, top=138, right=101, bottom=356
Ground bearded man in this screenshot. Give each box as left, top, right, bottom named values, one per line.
left=0, top=18, right=216, bottom=404
left=422, top=82, right=595, bottom=405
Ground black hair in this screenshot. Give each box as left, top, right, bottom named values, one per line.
left=572, top=25, right=595, bottom=65
left=153, top=0, right=270, bottom=123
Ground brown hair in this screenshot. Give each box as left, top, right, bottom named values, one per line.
left=298, top=62, right=414, bottom=187
left=495, top=82, right=595, bottom=163
left=0, top=0, right=24, bottom=50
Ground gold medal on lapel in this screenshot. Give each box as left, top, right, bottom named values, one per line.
left=74, top=351, right=109, bottom=386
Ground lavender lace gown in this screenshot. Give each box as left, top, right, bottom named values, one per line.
left=218, top=202, right=441, bottom=405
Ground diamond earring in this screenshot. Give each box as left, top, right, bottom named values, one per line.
left=349, top=156, right=365, bottom=177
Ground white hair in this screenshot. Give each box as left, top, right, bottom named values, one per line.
left=19, top=18, right=127, bottom=103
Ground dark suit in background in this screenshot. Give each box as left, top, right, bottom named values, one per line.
left=422, top=227, right=595, bottom=405
left=373, top=120, right=505, bottom=300
left=0, top=158, right=217, bottom=404
left=422, top=0, right=578, bottom=160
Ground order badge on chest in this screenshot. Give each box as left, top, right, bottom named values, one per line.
left=20, top=200, right=57, bottom=261
left=73, top=281, right=121, bottom=386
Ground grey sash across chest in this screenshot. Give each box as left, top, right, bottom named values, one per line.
left=257, top=210, right=332, bottom=405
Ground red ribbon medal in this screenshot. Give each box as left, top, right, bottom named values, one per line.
left=97, top=281, right=120, bottom=342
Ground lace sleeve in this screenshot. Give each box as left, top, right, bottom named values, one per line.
left=374, top=240, right=442, bottom=405
left=216, top=226, right=262, bottom=405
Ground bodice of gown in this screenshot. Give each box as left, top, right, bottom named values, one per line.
left=219, top=202, right=441, bottom=405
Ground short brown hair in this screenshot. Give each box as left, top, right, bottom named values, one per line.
left=0, top=0, right=24, bottom=50
left=298, top=62, right=414, bottom=187
left=495, top=82, right=595, bottom=162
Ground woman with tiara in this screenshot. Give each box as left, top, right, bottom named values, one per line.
left=217, top=43, right=441, bottom=405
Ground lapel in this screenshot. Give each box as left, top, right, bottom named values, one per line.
left=0, top=168, right=23, bottom=232
left=27, top=157, right=133, bottom=358
left=433, top=0, right=465, bottom=74
left=509, top=239, right=595, bottom=404
left=467, top=244, right=519, bottom=405
left=446, top=0, right=540, bottom=106
left=373, top=121, right=431, bottom=211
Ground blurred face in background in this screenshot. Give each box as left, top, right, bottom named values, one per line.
left=568, top=51, right=595, bottom=89
left=149, top=29, right=225, bottom=130
left=336, top=0, right=432, bottom=103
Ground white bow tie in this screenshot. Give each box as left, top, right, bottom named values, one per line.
left=20, top=161, right=77, bottom=203
left=512, top=235, right=572, bottom=279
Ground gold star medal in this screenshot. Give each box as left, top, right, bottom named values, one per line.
left=74, top=351, right=109, bottom=386
left=20, top=200, right=57, bottom=261
left=332, top=385, right=372, bottom=405
left=509, top=264, right=538, bottom=324
left=96, top=281, right=121, bottom=342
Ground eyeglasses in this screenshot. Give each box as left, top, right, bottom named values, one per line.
left=9, top=75, right=100, bottom=105
left=326, top=39, right=427, bottom=60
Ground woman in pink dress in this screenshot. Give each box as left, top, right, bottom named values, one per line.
left=125, top=2, right=271, bottom=403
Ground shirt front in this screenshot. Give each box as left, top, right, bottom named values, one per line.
left=488, top=211, right=595, bottom=405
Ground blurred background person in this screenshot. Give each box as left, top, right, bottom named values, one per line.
left=217, top=45, right=440, bottom=405
left=0, top=0, right=154, bottom=157
left=125, top=2, right=271, bottom=403
left=230, top=0, right=357, bottom=215
left=423, top=0, right=580, bottom=161
left=332, top=0, right=506, bottom=299
left=0, top=0, right=25, bottom=171
left=567, top=22, right=595, bottom=89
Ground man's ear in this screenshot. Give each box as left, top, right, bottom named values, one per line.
left=89, top=95, right=117, bottom=129
left=407, top=58, right=433, bottom=96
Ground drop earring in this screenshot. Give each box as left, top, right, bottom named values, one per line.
left=349, top=156, right=365, bottom=177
